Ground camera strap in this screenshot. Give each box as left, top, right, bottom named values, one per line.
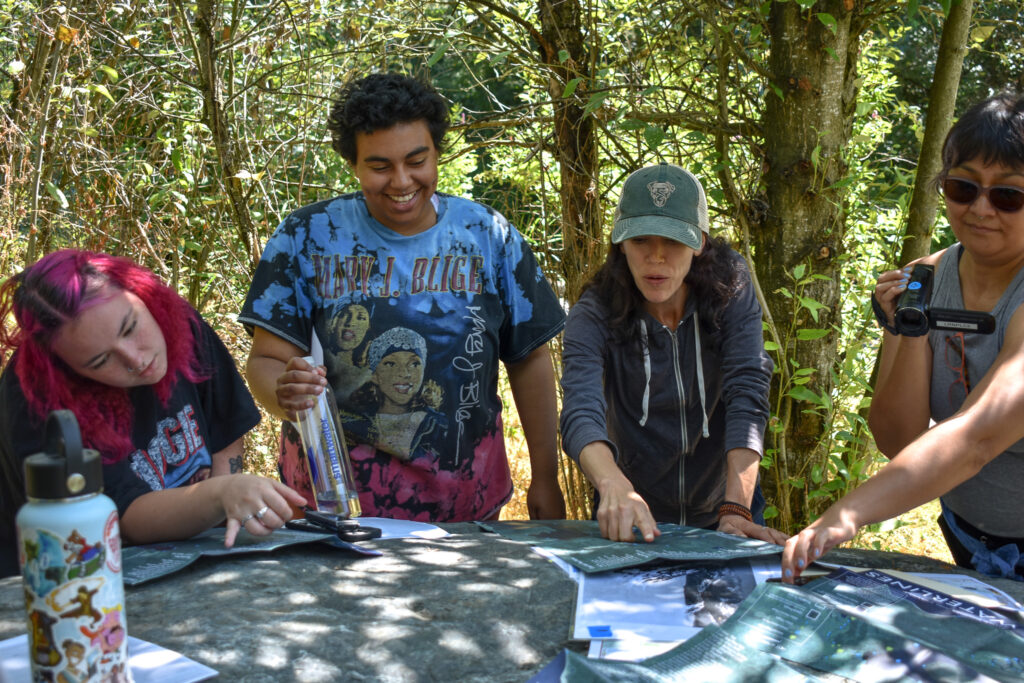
left=870, top=292, right=900, bottom=335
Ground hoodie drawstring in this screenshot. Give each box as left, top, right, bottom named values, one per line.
left=639, top=320, right=651, bottom=427
left=694, top=320, right=710, bottom=438
left=638, top=317, right=710, bottom=438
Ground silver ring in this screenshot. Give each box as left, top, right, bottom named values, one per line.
left=239, top=513, right=256, bottom=526
left=255, top=505, right=270, bottom=521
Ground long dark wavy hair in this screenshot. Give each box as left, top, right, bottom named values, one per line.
left=582, top=234, right=745, bottom=346
left=0, top=250, right=209, bottom=463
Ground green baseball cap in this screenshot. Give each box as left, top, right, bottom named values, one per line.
left=611, top=163, right=709, bottom=249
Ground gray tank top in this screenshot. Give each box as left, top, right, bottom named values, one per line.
left=929, top=244, right=1024, bottom=537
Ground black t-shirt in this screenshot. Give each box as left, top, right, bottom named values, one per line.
left=0, top=317, right=260, bottom=577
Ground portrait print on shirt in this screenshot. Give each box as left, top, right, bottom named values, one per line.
left=240, top=192, right=565, bottom=521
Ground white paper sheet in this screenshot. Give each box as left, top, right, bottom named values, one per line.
left=573, top=556, right=780, bottom=642
left=357, top=517, right=449, bottom=539
left=0, top=635, right=217, bottom=683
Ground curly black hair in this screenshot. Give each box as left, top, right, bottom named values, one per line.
left=582, top=234, right=746, bottom=347
left=327, top=73, right=450, bottom=164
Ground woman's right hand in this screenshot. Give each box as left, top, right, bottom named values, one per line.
left=578, top=442, right=661, bottom=543
left=220, top=474, right=307, bottom=548
left=274, top=356, right=327, bottom=420
left=595, top=477, right=661, bottom=543
left=873, top=265, right=912, bottom=330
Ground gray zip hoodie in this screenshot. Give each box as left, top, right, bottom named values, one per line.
left=559, top=250, right=772, bottom=528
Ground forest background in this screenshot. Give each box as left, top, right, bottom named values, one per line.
left=1, top=0, right=1022, bottom=561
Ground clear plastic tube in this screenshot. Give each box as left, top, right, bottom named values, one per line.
left=295, top=357, right=362, bottom=518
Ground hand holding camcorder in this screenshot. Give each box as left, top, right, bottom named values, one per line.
left=873, top=264, right=995, bottom=337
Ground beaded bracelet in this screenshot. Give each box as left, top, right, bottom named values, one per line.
left=717, top=501, right=753, bottom=522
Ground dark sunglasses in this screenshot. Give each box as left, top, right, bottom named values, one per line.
left=941, top=177, right=1024, bottom=213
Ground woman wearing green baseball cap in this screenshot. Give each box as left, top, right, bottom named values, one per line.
left=560, top=163, right=787, bottom=546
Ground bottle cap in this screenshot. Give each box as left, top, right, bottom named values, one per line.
left=23, top=410, right=104, bottom=500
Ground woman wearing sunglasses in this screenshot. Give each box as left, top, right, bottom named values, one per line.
left=783, top=93, right=1024, bottom=583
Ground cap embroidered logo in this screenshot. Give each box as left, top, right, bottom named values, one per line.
left=647, top=181, right=676, bottom=207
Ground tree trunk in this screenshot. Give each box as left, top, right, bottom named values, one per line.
left=193, top=0, right=260, bottom=272
left=899, top=0, right=974, bottom=265
left=756, top=0, right=862, bottom=531
left=537, top=0, right=602, bottom=303
left=538, top=0, right=601, bottom=520
left=854, top=0, right=973, bottom=465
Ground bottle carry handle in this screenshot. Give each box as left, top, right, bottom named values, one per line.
left=45, top=409, right=84, bottom=472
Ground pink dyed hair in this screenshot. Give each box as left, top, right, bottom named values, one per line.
left=0, top=250, right=209, bottom=463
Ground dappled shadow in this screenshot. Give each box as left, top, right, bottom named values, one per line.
left=61, top=524, right=580, bottom=682
left=6, top=531, right=1021, bottom=681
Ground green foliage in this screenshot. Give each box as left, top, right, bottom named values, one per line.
left=881, top=1, right=1024, bottom=187
left=2, top=0, right=1020, bottom=535
left=758, top=36, right=918, bottom=526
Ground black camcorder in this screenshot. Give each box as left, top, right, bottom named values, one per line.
left=893, top=264, right=996, bottom=337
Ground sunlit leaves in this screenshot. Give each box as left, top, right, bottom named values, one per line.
left=817, top=13, right=837, bottom=35
left=970, top=24, right=996, bottom=44
left=89, top=83, right=115, bottom=104
left=427, top=41, right=447, bottom=67
left=55, top=25, right=78, bottom=43
left=643, top=124, right=664, bottom=150
left=96, top=65, right=119, bottom=82
left=45, top=182, right=69, bottom=209
left=232, top=169, right=265, bottom=181
left=796, top=328, right=831, bottom=340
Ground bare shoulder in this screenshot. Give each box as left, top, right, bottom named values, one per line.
left=917, top=248, right=947, bottom=268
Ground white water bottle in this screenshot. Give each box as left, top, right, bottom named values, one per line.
left=16, top=410, right=131, bottom=682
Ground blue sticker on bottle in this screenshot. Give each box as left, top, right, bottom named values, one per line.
left=908, top=281, right=922, bottom=290
left=588, top=625, right=613, bottom=638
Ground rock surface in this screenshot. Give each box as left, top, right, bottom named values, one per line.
left=1, top=524, right=579, bottom=682
left=2, top=523, right=1023, bottom=681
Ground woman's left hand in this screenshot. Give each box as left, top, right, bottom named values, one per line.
left=781, top=507, right=859, bottom=583
left=717, top=514, right=789, bottom=546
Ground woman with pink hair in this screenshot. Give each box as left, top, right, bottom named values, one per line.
left=0, top=250, right=304, bottom=577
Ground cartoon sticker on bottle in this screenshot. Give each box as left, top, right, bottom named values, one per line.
left=105, top=511, right=122, bottom=574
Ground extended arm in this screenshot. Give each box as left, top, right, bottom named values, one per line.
left=559, top=295, right=659, bottom=541
left=506, top=344, right=566, bottom=520
left=783, top=305, right=1024, bottom=582
left=119, top=471, right=307, bottom=548
left=713, top=257, right=782, bottom=544
left=245, top=327, right=326, bottom=421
